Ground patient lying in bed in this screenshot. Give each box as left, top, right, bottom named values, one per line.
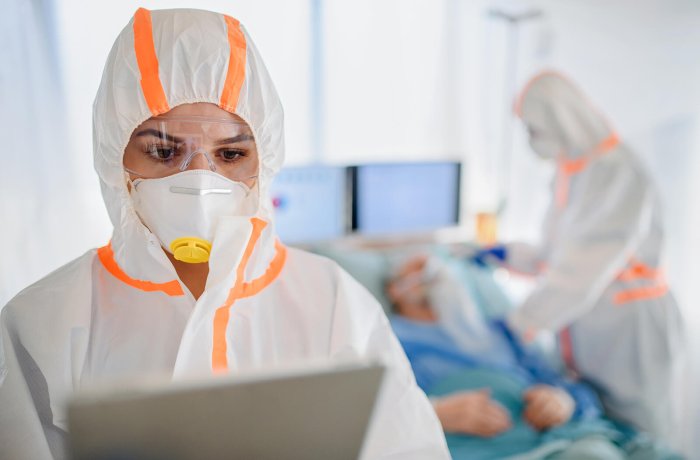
left=386, top=255, right=680, bottom=460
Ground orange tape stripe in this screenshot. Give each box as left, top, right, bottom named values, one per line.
left=227, top=217, right=268, bottom=305
left=212, top=217, right=266, bottom=371
left=614, top=284, right=668, bottom=306
left=211, top=304, right=231, bottom=373
left=595, top=132, right=620, bottom=154
left=555, top=133, right=620, bottom=208
left=133, top=8, right=170, bottom=116
left=239, top=240, right=287, bottom=299
left=97, top=243, right=184, bottom=296
left=212, top=218, right=287, bottom=372
left=514, top=72, right=545, bottom=117
left=617, top=263, right=663, bottom=282
left=513, top=70, right=563, bottom=117
left=219, top=15, right=247, bottom=112
left=559, top=327, right=577, bottom=372
left=559, top=133, right=620, bottom=175
left=559, top=157, right=588, bottom=176
left=555, top=168, right=571, bottom=209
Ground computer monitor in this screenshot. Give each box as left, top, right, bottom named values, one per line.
left=270, top=165, right=348, bottom=244
left=352, top=161, right=461, bottom=235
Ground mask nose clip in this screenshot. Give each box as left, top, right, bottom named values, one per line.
left=179, top=149, right=217, bottom=173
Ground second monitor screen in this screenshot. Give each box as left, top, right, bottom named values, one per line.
left=352, top=162, right=460, bottom=236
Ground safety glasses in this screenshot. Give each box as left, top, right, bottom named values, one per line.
left=123, top=115, right=259, bottom=182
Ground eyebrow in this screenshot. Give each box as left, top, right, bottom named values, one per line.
left=134, top=129, right=254, bottom=145
left=134, top=129, right=182, bottom=143
left=215, top=134, right=255, bottom=145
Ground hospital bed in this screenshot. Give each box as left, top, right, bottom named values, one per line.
left=309, top=242, right=681, bottom=460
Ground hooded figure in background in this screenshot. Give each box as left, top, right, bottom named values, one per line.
left=479, top=72, right=684, bottom=442
left=0, top=8, right=449, bottom=459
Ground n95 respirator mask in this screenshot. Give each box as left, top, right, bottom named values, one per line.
left=129, top=169, right=258, bottom=263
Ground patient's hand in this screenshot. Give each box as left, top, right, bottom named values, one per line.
left=432, top=389, right=512, bottom=437
left=522, top=385, right=575, bottom=431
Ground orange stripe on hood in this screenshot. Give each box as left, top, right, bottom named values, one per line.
left=97, top=242, right=184, bottom=296
left=133, top=8, right=170, bottom=116
left=219, top=15, right=247, bottom=112
left=212, top=218, right=287, bottom=372
left=513, top=70, right=562, bottom=117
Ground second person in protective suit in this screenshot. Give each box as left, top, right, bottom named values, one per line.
left=474, top=71, right=685, bottom=443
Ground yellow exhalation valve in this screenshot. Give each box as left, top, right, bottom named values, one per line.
left=170, top=237, right=213, bottom=264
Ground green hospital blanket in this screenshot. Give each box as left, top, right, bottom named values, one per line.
left=427, top=369, right=625, bottom=460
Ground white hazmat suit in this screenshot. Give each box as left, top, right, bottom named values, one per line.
left=0, top=8, right=449, bottom=460
left=504, top=72, right=684, bottom=441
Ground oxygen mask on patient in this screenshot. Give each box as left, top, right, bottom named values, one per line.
left=391, top=255, right=512, bottom=364
left=390, top=255, right=509, bottom=360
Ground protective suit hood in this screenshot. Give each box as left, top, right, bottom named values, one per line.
left=93, top=8, right=284, bottom=282
left=515, top=72, right=613, bottom=159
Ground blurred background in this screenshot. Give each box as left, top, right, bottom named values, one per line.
left=2, top=0, right=699, bottom=456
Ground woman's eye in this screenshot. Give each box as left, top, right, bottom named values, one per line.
left=220, top=149, right=244, bottom=161
left=147, top=145, right=175, bottom=160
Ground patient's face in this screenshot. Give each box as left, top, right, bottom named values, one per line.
left=386, top=256, right=438, bottom=323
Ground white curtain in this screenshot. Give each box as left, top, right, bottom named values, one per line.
left=0, top=0, right=86, bottom=306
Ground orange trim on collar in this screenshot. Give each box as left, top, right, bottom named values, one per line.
left=558, top=132, right=620, bottom=175
left=133, top=8, right=170, bottom=116
left=212, top=218, right=287, bottom=372
left=97, top=242, right=184, bottom=296
left=555, top=132, right=620, bottom=208
left=219, top=15, right=247, bottom=112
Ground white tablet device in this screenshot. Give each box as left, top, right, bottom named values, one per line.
left=67, top=361, right=385, bottom=460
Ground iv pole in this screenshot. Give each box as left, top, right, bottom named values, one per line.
left=487, top=8, right=542, bottom=215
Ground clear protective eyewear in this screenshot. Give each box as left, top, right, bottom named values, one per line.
left=123, top=115, right=259, bottom=182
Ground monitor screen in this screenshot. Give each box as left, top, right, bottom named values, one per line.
left=270, top=165, right=348, bottom=243
left=352, top=162, right=460, bottom=235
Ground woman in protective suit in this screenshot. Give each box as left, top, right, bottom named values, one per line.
left=476, top=72, right=684, bottom=442
left=0, top=8, right=449, bottom=459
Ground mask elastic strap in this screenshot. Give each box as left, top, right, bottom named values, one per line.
left=124, top=169, right=137, bottom=192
